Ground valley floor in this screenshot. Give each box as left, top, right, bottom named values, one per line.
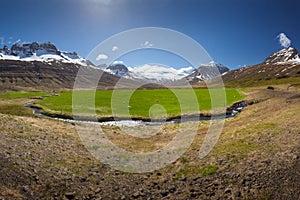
left=0, top=87, right=299, bottom=199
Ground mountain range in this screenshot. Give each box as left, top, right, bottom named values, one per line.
left=105, top=63, right=193, bottom=82
left=104, top=61, right=229, bottom=83
left=0, top=42, right=300, bottom=90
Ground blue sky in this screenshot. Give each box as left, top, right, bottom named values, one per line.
left=1, top=0, right=300, bottom=69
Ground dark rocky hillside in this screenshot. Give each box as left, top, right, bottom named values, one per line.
left=0, top=60, right=137, bottom=90
left=0, top=42, right=142, bottom=90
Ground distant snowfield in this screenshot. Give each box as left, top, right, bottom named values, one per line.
left=127, top=64, right=194, bottom=81
left=103, top=61, right=230, bottom=82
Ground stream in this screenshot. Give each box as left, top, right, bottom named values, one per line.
left=24, top=101, right=248, bottom=127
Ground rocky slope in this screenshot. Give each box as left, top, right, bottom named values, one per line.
left=264, top=47, right=300, bottom=64
left=222, top=47, right=300, bottom=86
left=185, top=62, right=229, bottom=83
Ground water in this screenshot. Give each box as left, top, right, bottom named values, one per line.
left=24, top=101, right=247, bottom=127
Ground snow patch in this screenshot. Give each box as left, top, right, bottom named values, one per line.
left=0, top=52, right=88, bottom=66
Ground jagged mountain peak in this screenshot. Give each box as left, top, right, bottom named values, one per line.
left=265, top=47, right=300, bottom=64
left=185, top=61, right=230, bottom=82
left=9, top=41, right=59, bottom=58
left=106, top=63, right=128, bottom=76
left=0, top=41, right=88, bottom=66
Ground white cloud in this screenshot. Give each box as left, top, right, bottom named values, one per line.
left=142, top=41, right=153, bottom=48
left=112, top=46, right=119, bottom=51
left=277, top=33, right=291, bottom=48
left=96, top=54, right=108, bottom=60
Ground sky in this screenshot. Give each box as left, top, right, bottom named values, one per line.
left=1, top=0, right=300, bottom=69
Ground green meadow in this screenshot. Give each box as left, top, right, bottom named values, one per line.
left=0, top=91, right=48, bottom=99
left=0, top=91, right=49, bottom=117
left=36, top=88, right=244, bottom=119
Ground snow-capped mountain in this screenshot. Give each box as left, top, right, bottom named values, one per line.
left=104, top=62, right=194, bottom=82
left=106, top=63, right=129, bottom=76
left=0, top=41, right=142, bottom=90
left=0, top=42, right=89, bottom=66
left=185, top=61, right=230, bottom=82
left=128, top=64, right=193, bottom=82
left=222, top=47, right=300, bottom=86
left=264, top=47, right=300, bottom=64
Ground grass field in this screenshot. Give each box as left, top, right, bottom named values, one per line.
left=0, top=91, right=49, bottom=99
left=0, top=91, right=50, bottom=117
left=36, top=88, right=244, bottom=119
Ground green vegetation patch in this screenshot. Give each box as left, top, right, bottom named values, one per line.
left=0, top=104, right=34, bottom=117
left=0, top=91, right=49, bottom=116
left=199, top=164, right=219, bottom=176
left=0, top=91, right=48, bottom=99
left=232, top=122, right=280, bottom=136
left=216, top=139, right=257, bottom=160
left=37, top=88, right=244, bottom=119
left=175, top=164, right=218, bottom=179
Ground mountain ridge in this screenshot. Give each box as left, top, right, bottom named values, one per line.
left=104, top=61, right=229, bottom=83
left=264, top=47, right=300, bottom=64
left=0, top=42, right=139, bottom=90
left=104, top=63, right=194, bottom=82
left=1, top=41, right=300, bottom=89
left=221, top=47, right=300, bottom=86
